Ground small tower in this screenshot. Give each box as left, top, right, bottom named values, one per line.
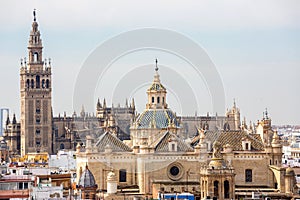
left=77, top=165, right=98, bottom=199
left=271, top=130, right=282, bottom=166
left=146, top=59, right=168, bottom=109
left=20, top=10, right=53, bottom=156
left=225, top=99, right=241, bottom=130
left=200, top=141, right=235, bottom=200
left=107, top=171, right=117, bottom=194
left=256, top=108, right=273, bottom=145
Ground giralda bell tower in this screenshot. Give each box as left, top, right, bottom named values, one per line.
left=20, top=10, right=52, bottom=156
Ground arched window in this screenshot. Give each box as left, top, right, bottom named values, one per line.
left=60, top=143, right=65, bottom=150
left=224, top=180, right=230, bottom=198
left=157, top=97, right=160, bottom=104
left=26, top=79, right=30, bottom=88
left=46, top=80, right=50, bottom=88
left=36, top=129, right=40, bottom=135
left=119, top=169, right=127, bottom=182
left=162, top=97, right=165, bottom=104
left=152, top=96, right=154, bottom=103
left=31, top=79, right=34, bottom=88
left=36, top=75, right=40, bottom=88
left=33, top=52, right=39, bottom=62
left=36, top=116, right=40, bottom=124
left=245, top=169, right=252, bottom=182
left=224, top=122, right=230, bottom=131
left=42, top=80, right=45, bottom=88
left=213, top=180, right=219, bottom=197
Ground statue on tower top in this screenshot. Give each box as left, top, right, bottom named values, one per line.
left=33, top=9, right=36, bottom=22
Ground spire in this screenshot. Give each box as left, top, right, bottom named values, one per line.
left=131, top=98, right=135, bottom=109
left=146, top=59, right=167, bottom=109
left=103, top=98, right=107, bottom=108
left=28, top=9, right=43, bottom=66
left=233, top=98, right=236, bottom=108
left=97, top=98, right=102, bottom=110
left=80, top=105, right=85, bottom=118
left=12, top=113, right=17, bottom=124
left=6, top=115, right=10, bottom=126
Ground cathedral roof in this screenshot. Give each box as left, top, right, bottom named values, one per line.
left=150, top=131, right=193, bottom=152
left=192, top=130, right=264, bottom=151
left=95, top=131, right=132, bottom=152
left=135, top=109, right=179, bottom=129
left=78, top=165, right=97, bottom=188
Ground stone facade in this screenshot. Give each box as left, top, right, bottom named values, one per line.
left=75, top=66, right=297, bottom=199
left=20, top=11, right=52, bottom=156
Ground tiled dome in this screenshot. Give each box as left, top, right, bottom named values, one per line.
left=136, top=109, right=179, bottom=129
left=79, top=165, right=96, bottom=188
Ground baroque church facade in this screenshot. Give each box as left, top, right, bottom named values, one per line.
left=2, top=11, right=298, bottom=199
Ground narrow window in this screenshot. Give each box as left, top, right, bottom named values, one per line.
left=46, top=79, right=50, bottom=88
left=34, top=52, right=39, bottom=62
left=26, top=79, right=30, bottom=88
left=214, top=181, right=219, bottom=197
left=157, top=97, right=160, bottom=104
left=172, top=143, right=175, bottom=151
left=36, top=116, right=40, bottom=123
left=224, top=180, right=229, bottom=198
left=36, top=75, right=40, bottom=88
left=31, top=79, right=34, bottom=88
left=245, top=169, right=252, bottom=182
left=152, top=96, right=154, bottom=103
left=119, top=169, right=127, bottom=182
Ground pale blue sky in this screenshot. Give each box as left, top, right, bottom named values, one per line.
left=0, top=1, right=299, bottom=124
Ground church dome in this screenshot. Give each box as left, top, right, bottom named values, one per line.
left=209, top=158, right=226, bottom=169
left=78, top=165, right=97, bottom=188
left=286, top=167, right=294, bottom=175
left=135, top=109, right=179, bottom=129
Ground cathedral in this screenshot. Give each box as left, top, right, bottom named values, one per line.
left=3, top=11, right=298, bottom=199
left=75, top=60, right=296, bottom=199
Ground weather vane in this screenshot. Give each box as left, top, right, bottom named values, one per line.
left=155, top=58, right=158, bottom=72
left=33, top=9, right=36, bottom=22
